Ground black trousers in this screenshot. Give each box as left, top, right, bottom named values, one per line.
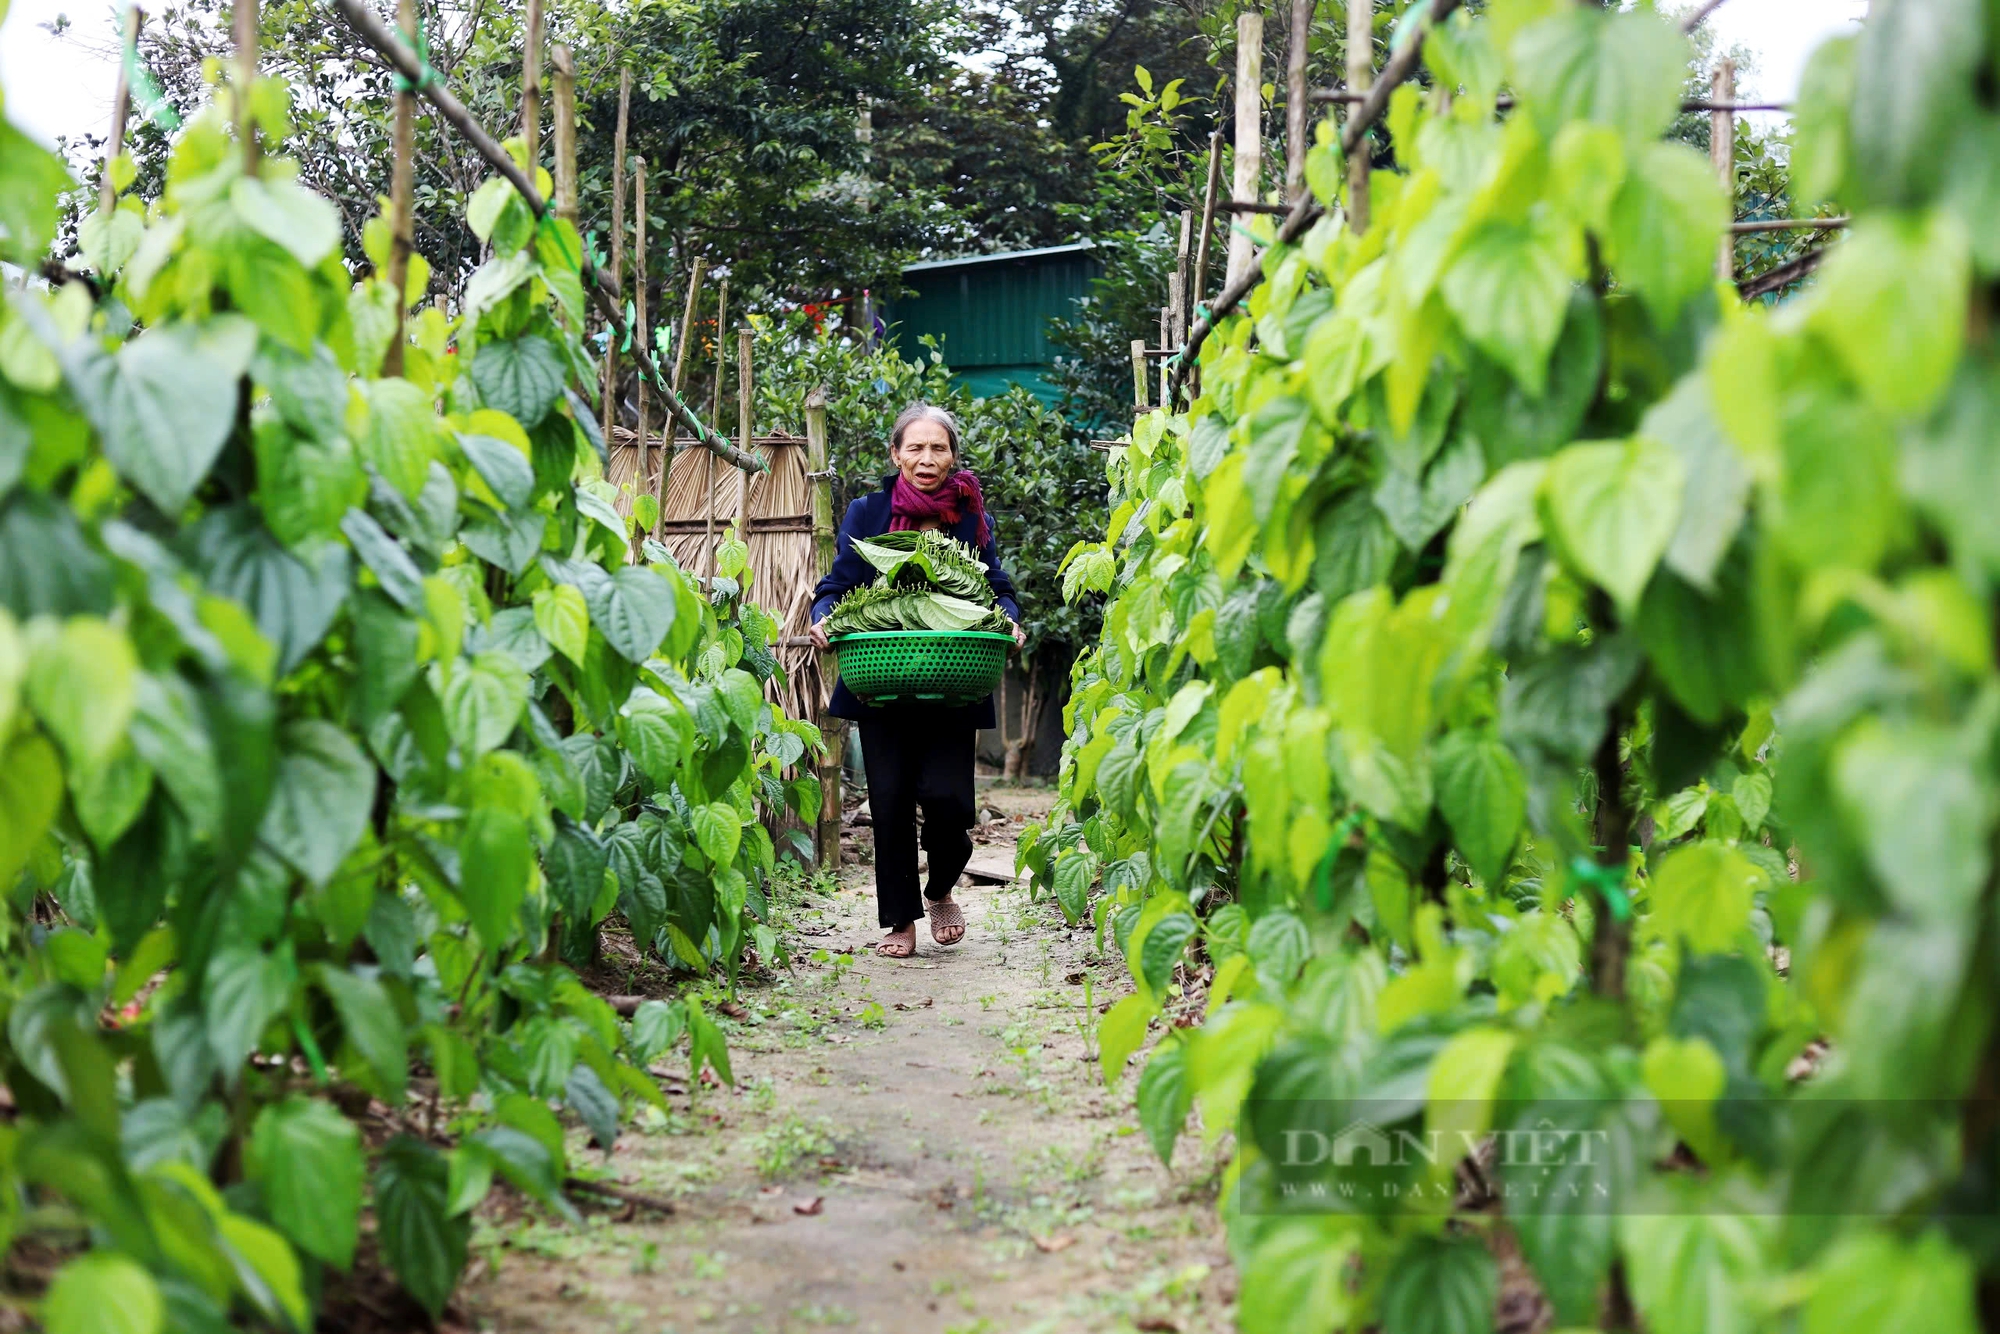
left=858, top=715, right=976, bottom=929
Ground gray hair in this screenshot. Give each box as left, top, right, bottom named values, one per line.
left=889, top=403, right=960, bottom=459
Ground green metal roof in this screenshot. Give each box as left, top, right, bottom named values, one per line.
left=884, top=243, right=1100, bottom=405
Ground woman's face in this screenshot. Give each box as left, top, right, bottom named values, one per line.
left=894, top=419, right=956, bottom=493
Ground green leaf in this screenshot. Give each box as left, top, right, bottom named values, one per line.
left=1138, top=913, right=1196, bottom=996
left=254, top=421, right=365, bottom=546
left=1510, top=5, right=1687, bottom=148
left=202, top=943, right=295, bottom=1072
left=1540, top=436, right=1684, bottom=616
left=1847, top=0, right=1983, bottom=207
left=458, top=432, right=536, bottom=510
left=590, top=565, right=677, bottom=663
left=1097, top=993, right=1152, bottom=1087
left=691, top=802, right=742, bottom=867
left=1238, top=1221, right=1357, bottom=1334
left=1649, top=842, right=1760, bottom=954
left=258, top=718, right=373, bottom=887
left=619, top=689, right=692, bottom=784
left=317, top=965, right=408, bottom=1102
left=630, top=999, right=686, bottom=1062
left=1620, top=1213, right=1768, bottom=1334
left=1373, top=435, right=1486, bottom=552
left=0, top=121, right=74, bottom=265
left=1804, top=1230, right=1978, bottom=1334
left=230, top=177, right=341, bottom=267
left=0, top=491, right=113, bottom=617
left=340, top=507, right=425, bottom=610
left=1637, top=562, right=1763, bottom=726
left=191, top=506, right=350, bottom=675
left=1433, top=732, right=1525, bottom=886
left=43, top=1251, right=162, bottom=1334
left=349, top=592, right=423, bottom=728
left=461, top=506, right=546, bottom=576
left=1500, top=637, right=1642, bottom=761
left=70, top=740, right=151, bottom=848
left=459, top=807, right=531, bottom=949
left=1379, top=1235, right=1499, bottom=1334
left=687, top=1001, right=733, bottom=1086
left=1832, top=718, right=1993, bottom=926
left=1426, top=1025, right=1517, bottom=1146
left=1135, top=1039, right=1192, bottom=1166
left=359, top=378, right=438, bottom=501
left=1052, top=848, right=1095, bottom=925
left=566, top=1063, right=620, bottom=1151
left=248, top=1096, right=364, bottom=1268
left=467, top=605, right=550, bottom=675
left=75, top=319, right=254, bottom=514
left=1809, top=211, right=1971, bottom=419
left=254, top=343, right=348, bottom=443
left=27, top=615, right=137, bottom=772
left=544, top=817, right=609, bottom=919
left=374, top=1136, right=469, bottom=1318
left=1606, top=143, right=1727, bottom=326
left=1639, top=373, right=1749, bottom=593
left=442, top=650, right=528, bottom=757
left=1441, top=218, right=1576, bottom=397
left=78, top=206, right=144, bottom=276
left=470, top=336, right=566, bottom=426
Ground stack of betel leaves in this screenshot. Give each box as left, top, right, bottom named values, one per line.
left=823, top=530, right=1011, bottom=634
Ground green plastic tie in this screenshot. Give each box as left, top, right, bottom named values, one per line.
left=122, top=11, right=182, bottom=132
left=391, top=18, right=442, bottom=94
left=291, top=1011, right=329, bottom=1085
left=1569, top=855, right=1631, bottom=922
left=1313, top=812, right=1367, bottom=912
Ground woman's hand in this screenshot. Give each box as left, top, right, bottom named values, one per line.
left=809, top=619, right=832, bottom=650
left=1009, top=619, right=1027, bottom=650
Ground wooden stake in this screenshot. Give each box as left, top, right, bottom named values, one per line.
left=736, top=327, right=754, bottom=535
left=1191, top=130, right=1223, bottom=321
left=383, top=0, right=417, bottom=377
left=232, top=0, right=259, bottom=173
left=552, top=44, right=577, bottom=225
left=632, top=154, right=650, bottom=550
left=101, top=3, right=141, bottom=210
left=1131, top=339, right=1149, bottom=412
left=670, top=257, right=706, bottom=395
left=1172, top=210, right=1192, bottom=343
left=1712, top=59, right=1736, bottom=282
left=804, top=384, right=841, bottom=867
left=601, top=69, right=630, bottom=447
left=1226, top=9, right=1265, bottom=287
left=707, top=279, right=729, bottom=577
left=1159, top=307, right=1173, bottom=405
left=1345, top=0, right=1373, bottom=233
left=521, top=0, right=543, bottom=169
left=1287, top=0, right=1315, bottom=202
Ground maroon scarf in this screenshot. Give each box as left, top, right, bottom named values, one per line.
left=888, top=469, right=991, bottom=546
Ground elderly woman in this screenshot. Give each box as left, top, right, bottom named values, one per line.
left=808, top=404, right=1026, bottom=958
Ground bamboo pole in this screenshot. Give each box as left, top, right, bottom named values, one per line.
left=1225, top=9, right=1265, bottom=287
left=670, top=257, right=706, bottom=395
left=330, top=0, right=761, bottom=469
left=1172, top=209, right=1193, bottom=344
left=382, top=0, right=417, bottom=377
left=1131, top=339, right=1149, bottom=413
left=1287, top=0, right=1315, bottom=202
left=1308, top=88, right=1789, bottom=113
left=1159, top=308, right=1173, bottom=406
left=1344, top=0, right=1373, bottom=233
left=805, top=384, right=841, bottom=867
left=1172, top=0, right=1463, bottom=402
left=101, top=3, right=140, bottom=210
left=1712, top=59, right=1736, bottom=282
left=552, top=45, right=577, bottom=225
left=632, top=154, right=650, bottom=548
left=602, top=70, right=631, bottom=446
left=707, top=279, right=729, bottom=575
left=1729, top=217, right=1849, bottom=233
left=736, top=327, right=754, bottom=535
left=232, top=0, right=258, bottom=173
left=521, top=0, right=542, bottom=169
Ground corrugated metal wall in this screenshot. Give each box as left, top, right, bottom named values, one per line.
left=885, top=250, right=1099, bottom=403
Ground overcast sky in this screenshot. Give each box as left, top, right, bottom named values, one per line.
left=0, top=0, right=1869, bottom=152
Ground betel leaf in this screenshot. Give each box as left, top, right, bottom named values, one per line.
left=470, top=336, right=565, bottom=426
left=1097, top=993, right=1152, bottom=1087
left=1501, top=635, right=1643, bottom=761
left=1639, top=373, right=1748, bottom=593
left=1052, top=848, right=1094, bottom=924
left=1378, top=1235, right=1499, bottom=1334
left=358, top=378, right=437, bottom=502
left=72, top=317, right=255, bottom=515
left=316, top=965, right=408, bottom=1102
left=349, top=591, right=422, bottom=727
left=1808, top=210, right=1971, bottom=420
left=253, top=419, right=366, bottom=547
left=202, top=943, right=296, bottom=1074
left=1831, top=716, right=1994, bottom=927
left=565, top=1063, right=620, bottom=1151
left=1637, top=560, right=1763, bottom=726
left=1846, top=0, right=1983, bottom=208
left=42, top=1251, right=162, bottom=1334
left=1539, top=436, right=1684, bottom=616
left=0, top=491, right=112, bottom=617
left=26, top=614, right=137, bottom=772
left=1649, top=842, right=1760, bottom=954
left=1138, top=912, right=1196, bottom=996
left=588, top=565, right=678, bottom=663
left=543, top=816, right=608, bottom=918
left=457, top=433, right=536, bottom=510
left=247, top=1096, right=364, bottom=1268
left=1802, top=1229, right=1978, bottom=1334
left=1433, top=731, right=1526, bottom=886
left=1509, top=4, right=1687, bottom=148
left=229, top=177, right=341, bottom=267
left=441, top=651, right=528, bottom=758
left=533, top=583, right=590, bottom=665
left=190, top=506, right=350, bottom=675
left=691, top=802, right=742, bottom=868
left=339, top=507, right=425, bottom=610
left=1440, top=217, right=1576, bottom=397
left=258, top=719, right=374, bottom=888
left=459, top=806, right=531, bottom=950
left=1135, top=1038, right=1192, bottom=1165
left=620, top=689, right=693, bottom=784
left=1606, top=142, right=1727, bottom=327
left=374, top=1136, right=469, bottom=1318
left=1373, top=435, right=1485, bottom=552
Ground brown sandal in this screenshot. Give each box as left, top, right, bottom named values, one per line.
left=927, top=897, right=966, bottom=947
left=877, top=923, right=916, bottom=957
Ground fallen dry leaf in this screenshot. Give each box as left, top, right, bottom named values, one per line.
left=717, top=1001, right=749, bottom=1020
left=893, top=997, right=934, bottom=1010
left=793, top=1196, right=824, bottom=1216
left=1032, top=1234, right=1075, bottom=1253
left=1134, top=1319, right=1182, bottom=1332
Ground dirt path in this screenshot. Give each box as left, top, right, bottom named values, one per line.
left=464, top=787, right=1236, bottom=1334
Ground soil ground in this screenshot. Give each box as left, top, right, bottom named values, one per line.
left=461, top=785, right=1238, bottom=1334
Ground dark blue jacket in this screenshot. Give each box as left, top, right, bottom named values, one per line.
left=811, top=475, right=1021, bottom=727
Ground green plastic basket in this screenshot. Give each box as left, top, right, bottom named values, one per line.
left=829, top=630, right=1012, bottom=706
